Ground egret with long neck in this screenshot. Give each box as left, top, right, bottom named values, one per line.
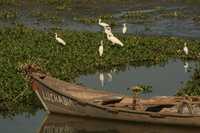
left=98, top=19, right=109, bottom=27
left=122, top=23, right=127, bottom=34
left=107, top=33, right=124, bottom=47
left=104, top=26, right=112, bottom=34
left=99, top=40, right=104, bottom=57
left=55, top=33, right=66, bottom=46
left=183, top=42, right=188, bottom=55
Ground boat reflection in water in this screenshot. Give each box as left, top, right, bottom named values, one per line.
left=39, top=114, right=200, bottom=133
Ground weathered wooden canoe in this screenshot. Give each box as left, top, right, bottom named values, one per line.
left=31, top=72, right=200, bottom=127
left=39, top=114, right=200, bottom=133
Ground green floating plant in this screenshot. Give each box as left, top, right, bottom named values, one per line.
left=0, top=9, right=17, bottom=20
left=0, top=25, right=200, bottom=118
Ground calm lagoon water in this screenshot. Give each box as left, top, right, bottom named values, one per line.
left=0, top=110, right=45, bottom=133
left=76, top=59, right=196, bottom=97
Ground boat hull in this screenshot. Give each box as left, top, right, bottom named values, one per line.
left=31, top=73, right=200, bottom=127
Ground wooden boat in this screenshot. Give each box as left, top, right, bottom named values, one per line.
left=39, top=114, right=200, bottom=133
left=31, top=72, right=200, bottom=127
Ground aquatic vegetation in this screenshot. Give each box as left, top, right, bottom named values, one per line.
left=121, top=10, right=153, bottom=24
left=177, top=63, right=200, bottom=96
left=121, top=7, right=190, bottom=24
left=0, top=9, right=17, bottom=20
left=31, top=11, right=62, bottom=23
left=0, top=0, right=19, bottom=6
left=73, top=15, right=116, bottom=26
left=159, top=11, right=187, bottom=19
left=137, top=84, right=153, bottom=94
left=0, top=25, right=200, bottom=117
left=73, top=17, right=97, bottom=25
left=36, top=0, right=72, bottom=10
left=192, top=16, right=200, bottom=23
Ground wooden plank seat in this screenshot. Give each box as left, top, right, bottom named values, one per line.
left=92, top=95, right=124, bottom=105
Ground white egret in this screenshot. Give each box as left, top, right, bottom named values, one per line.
left=98, top=19, right=109, bottom=27
left=104, top=26, right=112, bottom=34
left=107, top=33, right=124, bottom=47
left=184, top=61, right=189, bottom=73
left=55, top=33, right=66, bottom=46
left=99, top=73, right=104, bottom=87
left=99, top=40, right=104, bottom=57
left=183, top=42, right=188, bottom=55
left=174, top=11, right=178, bottom=17
left=122, top=23, right=127, bottom=34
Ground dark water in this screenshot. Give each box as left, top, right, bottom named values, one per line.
left=0, top=111, right=45, bottom=133
left=1, top=0, right=200, bottom=38
left=76, top=59, right=195, bottom=97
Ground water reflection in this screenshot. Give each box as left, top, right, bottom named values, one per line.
left=39, top=114, right=200, bottom=133
left=184, top=61, right=189, bottom=73
left=98, top=72, right=114, bottom=88
left=99, top=72, right=104, bottom=88
left=107, top=73, right=113, bottom=82
left=76, top=60, right=196, bottom=97
left=0, top=110, right=45, bottom=133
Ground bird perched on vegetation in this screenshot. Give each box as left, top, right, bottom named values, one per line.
left=183, top=42, right=188, bottom=55
left=104, top=26, right=112, bottom=35
left=122, top=23, right=127, bottom=34
left=99, top=40, right=104, bottom=57
left=55, top=33, right=66, bottom=46
left=107, top=33, right=124, bottom=47
left=98, top=18, right=109, bottom=27
left=174, top=11, right=178, bottom=17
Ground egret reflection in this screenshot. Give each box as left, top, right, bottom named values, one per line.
left=107, top=73, right=113, bottom=82
left=184, top=61, right=189, bottom=73
left=99, top=73, right=104, bottom=87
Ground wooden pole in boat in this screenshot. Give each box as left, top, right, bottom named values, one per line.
left=129, top=86, right=143, bottom=110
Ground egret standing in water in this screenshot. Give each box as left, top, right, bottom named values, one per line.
left=55, top=33, right=66, bottom=46
left=107, top=33, right=124, bottom=47
left=122, top=23, right=127, bottom=34
left=183, top=42, right=188, bottom=55
left=99, top=40, right=104, bottom=57
left=98, top=19, right=109, bottom=28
